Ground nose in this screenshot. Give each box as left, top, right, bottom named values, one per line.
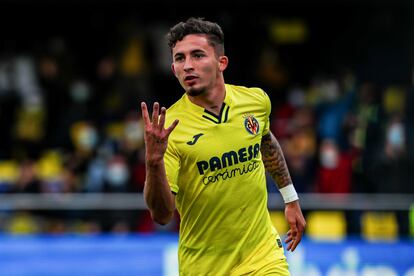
left=183, top=57, right=194, bottom=72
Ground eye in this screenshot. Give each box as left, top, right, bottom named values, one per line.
left=193, top=52, right=205, bottom=59
left=174, top=56, right=184, bottom=62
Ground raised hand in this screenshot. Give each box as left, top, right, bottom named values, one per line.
left=141, top=102, right=179, bottom=165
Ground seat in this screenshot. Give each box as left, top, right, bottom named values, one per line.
left=306, top=211, right=346, bottom=241
left=361, top=211, right=398, bottom=241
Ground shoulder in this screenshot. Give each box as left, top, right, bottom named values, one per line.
left=227, top=84, right=272, bottom=116
left=227, top=84, right=270, bottom=103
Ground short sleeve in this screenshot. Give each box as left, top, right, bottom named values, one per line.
left=262, top=89, right=272, bottom=135
left=164, top=142, right=180, bottom=194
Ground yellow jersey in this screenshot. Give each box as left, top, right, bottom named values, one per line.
left=164, top=84, right=286, bottom=275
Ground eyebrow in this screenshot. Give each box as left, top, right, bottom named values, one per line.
left=174, top=49, right=206, bottom=58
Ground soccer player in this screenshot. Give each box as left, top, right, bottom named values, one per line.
left=141, top=17, right=306, bottom=275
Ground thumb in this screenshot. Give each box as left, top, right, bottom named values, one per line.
left=166, top=119, right=179, bottom=134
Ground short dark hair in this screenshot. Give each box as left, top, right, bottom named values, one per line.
left=166, top=17, right=225, bottom=56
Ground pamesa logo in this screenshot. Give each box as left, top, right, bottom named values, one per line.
left=196, top=143, right=261, bottom=185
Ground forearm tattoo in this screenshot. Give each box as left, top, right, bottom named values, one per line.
left=261, top=132, right=292, bottom=189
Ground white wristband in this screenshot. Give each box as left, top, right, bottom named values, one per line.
left=279, top=184, right=299, bottom=203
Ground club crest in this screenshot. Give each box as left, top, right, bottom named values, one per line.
left=243, top=114, right=259, bottom=135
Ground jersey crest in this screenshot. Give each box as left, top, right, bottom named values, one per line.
left=244, top=114, right=260, bottom=135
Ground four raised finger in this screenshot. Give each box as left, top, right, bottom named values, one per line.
left=141, top=102, right=178, bottom=135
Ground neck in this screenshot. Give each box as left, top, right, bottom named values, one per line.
left=188, top=81, right=226, bottom=115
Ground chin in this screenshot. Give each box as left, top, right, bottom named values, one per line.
left=186, top=87, right=205, bottom=97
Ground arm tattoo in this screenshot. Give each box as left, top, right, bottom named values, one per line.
left=261, top=132, right=292, bottom=189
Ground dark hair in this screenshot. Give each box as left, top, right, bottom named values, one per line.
left=166, top=17, right=225, bottom=56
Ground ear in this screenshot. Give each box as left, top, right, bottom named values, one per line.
left=218, top=56, right=229, bottom=72
left=171, top=63, right=177, bottom=77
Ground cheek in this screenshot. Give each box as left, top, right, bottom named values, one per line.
left=200, top=62, right=216, bottom=75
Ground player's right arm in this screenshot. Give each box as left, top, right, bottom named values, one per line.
left=141, top=102, right=179, bottom=225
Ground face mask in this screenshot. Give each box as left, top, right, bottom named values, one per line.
left=106, top=163, right=129, bottom=186
left=387, top=123, right=404, bottom=148
left=320, top=148, right=339, bottom=169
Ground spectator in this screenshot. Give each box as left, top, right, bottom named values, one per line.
left=315, top=139, right=356, bottom=194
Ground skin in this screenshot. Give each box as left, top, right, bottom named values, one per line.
left=171, top=34, right=228, bottom=114
left=141, top=101, right=178, bottom=225
left=141, top=33, right=305, bottom=251
left=261, top=132, right=306, bottom=251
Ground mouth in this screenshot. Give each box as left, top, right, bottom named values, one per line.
left=184, top=75, right=198, bottom=81
left=184, top=75, right=198, bottom=85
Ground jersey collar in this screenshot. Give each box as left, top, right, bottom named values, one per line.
left=183, top=84, right=233, bottom=124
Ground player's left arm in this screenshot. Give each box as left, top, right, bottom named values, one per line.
left=261, top=131, right=306, bottom=252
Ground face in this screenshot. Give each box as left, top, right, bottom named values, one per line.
left=171, top=34, right=228, bottom=96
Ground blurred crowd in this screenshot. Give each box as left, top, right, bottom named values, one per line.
left=0, top=12, right=414, bottom=235
left=267, top=75, right=414, bottom=195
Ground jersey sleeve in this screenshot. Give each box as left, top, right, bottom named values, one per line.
left=164, top=141, right=180, bottom=194
left=261, top=89, right=272, bottom=135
